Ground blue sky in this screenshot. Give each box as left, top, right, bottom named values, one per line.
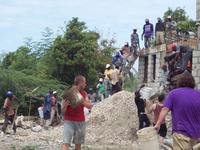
left=0, top=0, right=196, bottom=53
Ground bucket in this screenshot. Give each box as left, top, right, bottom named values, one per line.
left=139, top=87, right=153, bottom=100
left=137, top=127, right=160, bottom=150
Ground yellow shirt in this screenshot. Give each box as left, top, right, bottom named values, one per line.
left=104, top=69, right=113, bottom=80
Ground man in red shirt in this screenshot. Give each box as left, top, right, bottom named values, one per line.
left=2, top=91, right=17, bottom=134
left=61, top=75, right=93, bottom=150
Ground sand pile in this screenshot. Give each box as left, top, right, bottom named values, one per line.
left=86, top=91, right=138, bottom=146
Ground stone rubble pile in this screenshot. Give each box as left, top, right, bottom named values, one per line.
left=86, top=91, right=138, bottom=146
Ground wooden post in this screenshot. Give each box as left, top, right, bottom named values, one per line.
left=28, top=97, right=32, bottom=121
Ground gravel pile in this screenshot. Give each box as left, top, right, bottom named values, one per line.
left=86, top=91, right=138, bottom=146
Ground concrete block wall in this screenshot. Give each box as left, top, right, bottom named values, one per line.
left=138, top=45, right=166, bottom=91
left=192, top=42, right=200, bottom=89
left=138, top=56, right=145, bottom=85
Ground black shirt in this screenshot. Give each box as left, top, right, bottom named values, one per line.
left=135, top=91, right=146, bottom=116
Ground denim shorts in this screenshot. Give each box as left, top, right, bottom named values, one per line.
left=63, top=121, right=86, bottom=144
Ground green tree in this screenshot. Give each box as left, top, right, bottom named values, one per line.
left=163, top=7, right=197, bottom=35
left=163, top=7, right=188, bottom=22
left=176, top=20, right=197, bottom=34
left=1, top=46, right=37, bottom=75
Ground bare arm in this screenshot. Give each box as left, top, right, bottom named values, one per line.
left=82, top=97, right=93, bottom=110
left=154, top=107, right=170, bottom=130
left=149, top=103, right=156, bottom=113
left=61, top=99, right=69, bottom=113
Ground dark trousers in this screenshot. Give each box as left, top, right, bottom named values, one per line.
left=112, top=82, right=121, bottom=95
left=144, top=37, right=151, bottom=48
left=2, top=114, right=16, bottom=133
left=139, top=114, right=151, bottom=129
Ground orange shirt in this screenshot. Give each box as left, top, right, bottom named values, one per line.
left=3, top=98, right=14, bottom=116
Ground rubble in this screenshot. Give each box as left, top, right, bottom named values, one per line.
left=86, top=91, right=138, bottom=146
left=0, top=90, right=173, bottom=150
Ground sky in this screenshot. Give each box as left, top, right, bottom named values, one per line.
left=0, top=0, right=196, bottom=53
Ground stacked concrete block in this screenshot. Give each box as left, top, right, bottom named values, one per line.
left=193, top=0, right=200, bottom=89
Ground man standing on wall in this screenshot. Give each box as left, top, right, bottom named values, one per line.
left=155, top=17, right=165, bottom=45
left=131, top=28, right=140, bottom=56
left=141, top=19, right=154, bottom=48
left=61, top=75, right=93, bottom=150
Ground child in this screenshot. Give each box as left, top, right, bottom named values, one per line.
left=151, top=93, right=167, bottom=144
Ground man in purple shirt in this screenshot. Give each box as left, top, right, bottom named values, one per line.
left=155, top=71, right=200, bottom=149
left=141, top=19, right=154, bottom=48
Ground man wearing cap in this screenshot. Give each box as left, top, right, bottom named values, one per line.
left=50, top=91, right=57, bottom=125
left=96, top=78, right=105, bottom=101
left=165, top=16, right=177, bottom=43
left=2, top=91, right=17, bottom=134
left=104, top=64, right=113, bottom=98
left=141, top=19, right=154, bottom=48
left=155, top=17, right=165, bottom=45
left=131, top=29, right=140, bottom=56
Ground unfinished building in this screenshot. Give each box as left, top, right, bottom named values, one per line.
left=138, top=39, right=199, bottom=92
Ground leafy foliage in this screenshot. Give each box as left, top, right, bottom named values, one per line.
left=163, top=7, right=188, bottom=22
left=0, top=68, right=67, bottom=115
left=163, top=7, right=197, bottom=34
left=0, top=17, right=116, bottom=115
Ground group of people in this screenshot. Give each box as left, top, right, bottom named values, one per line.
left=159, top=43, right=193, bottom=91
left=1, top=90, right=59, bottom=134
left=96, top=64, right=122, bottom=101
left=131, top=16, right=177, bottom=50
left=135, top=71, right=200, bottom=149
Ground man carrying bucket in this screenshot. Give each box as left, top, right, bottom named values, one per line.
left=155, top=71, right=200, bottom=149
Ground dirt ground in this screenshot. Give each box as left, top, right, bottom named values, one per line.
left=0, top=91, right=172, bottom=150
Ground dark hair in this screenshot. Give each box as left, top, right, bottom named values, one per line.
left=176, top=70, right=195, bottom=89
left=158, top=93, right=165, bottom=102
left=74, top=75, right=85, bottom=85
left=49, top=90, right=53, bottom=94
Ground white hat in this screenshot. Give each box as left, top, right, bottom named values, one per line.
left=167, top=16, right=172, bottom=19
left=53, top=91, right=57, bottom=94
left=106, top=64, right=111, bottom=69
left=99, top=78, right=103, bottom=82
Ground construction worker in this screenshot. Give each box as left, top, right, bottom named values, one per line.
left=155, top=71, right=200, bottom=149
left=155, top=17, right=165, bottom=45
left=110, top=66, right=121, bottom=94
left=164, top=44, right=193, bottom=90
left=43, top=90, right=53, bottom=127
left=165, top=16, right=177, bottom=43
left=141, top=19, right=154, bottom=48
left=150, top=93, right=167, bottom=144
left=38, top=104, right=44, bottom=125
left=104, top=64, right=113, bottom=98
left=50, top=91, right=57, bottom=126
left=62, top=75, right=93, bottom=150
left=131, top=28, right=140, bottom=56
left=2, top=91, right=17, bottom=134
left=96, top=78, right=105, bottom=101
left=134, top=85, right=151, bottom=129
